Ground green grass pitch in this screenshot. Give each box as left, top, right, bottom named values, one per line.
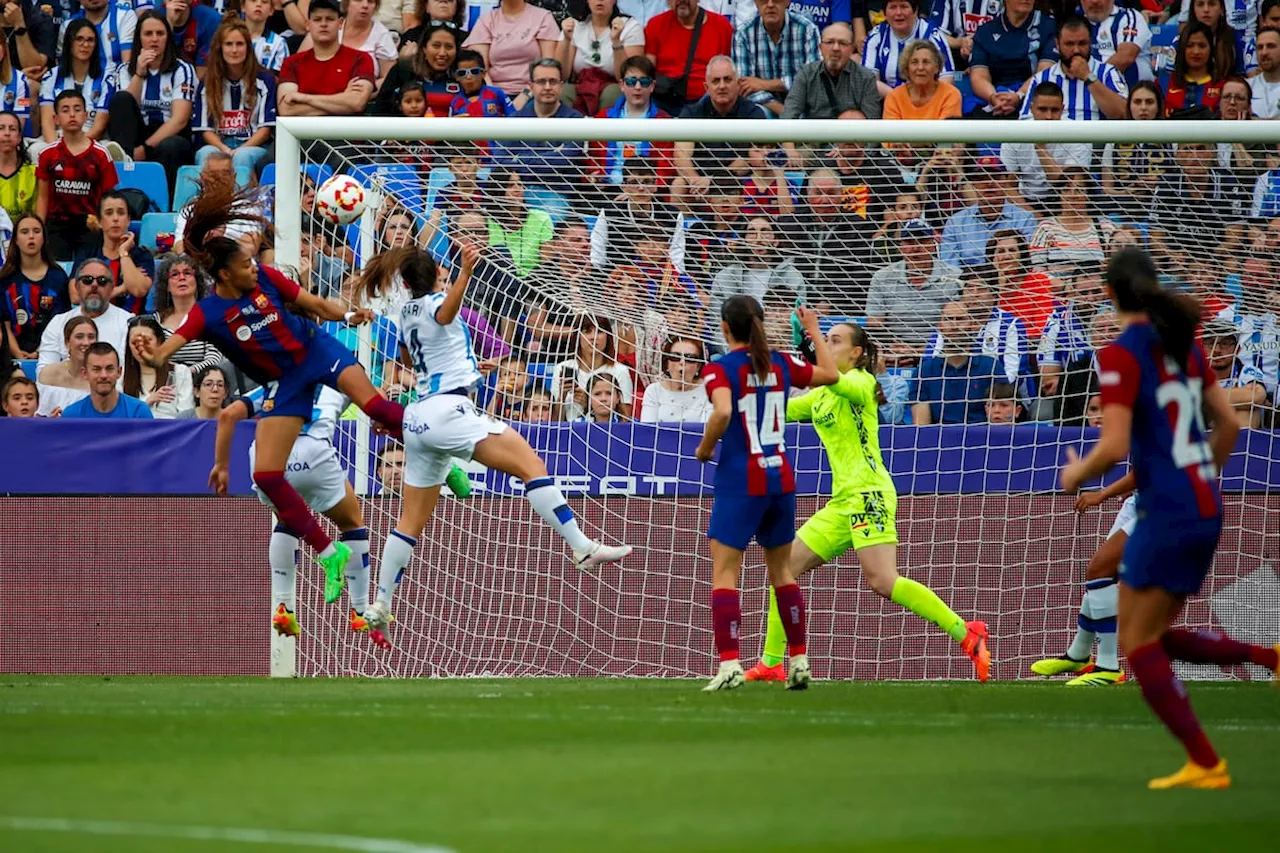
left=1, top=677, right=1277, bottom=852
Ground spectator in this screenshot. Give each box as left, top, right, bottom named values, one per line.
left=376, top=442, right=404, bottom=492
left=968, top=0, right=1057, bottom=117
left=985, top=379, right=1023, bottom=424
left=35, top=313, right=94, bottom=415
left=108, top=11, right=196, bottom=189
left=1057, top=308, right=1118, bottom=426
left=740, top=141, right=792, bottom=216
left=400, top=0, right=469, bottom=57
left=193, top=20, right=276, bottom=174
left=819, top=141, right=896, bottom=218
left=866, top=218, right=961, bottom=353
left=588, top=56, right=673, bottom=189
left=1252, top=28, right=1280, bottom=120
left=522, top=386, right=555, bottom=421
left=1019, top=17, right=1127, bottom=120
left=1, top=373, right=36, bottom=416
left=1036, top=262, right=1108, bottom=414
left=591, top=158, right=678, bottom=267
left=1224, top=252, right=1280, bottom=398
left=672, top=56, right=766, bottom=209
left=150, top=253, right=224, bottom=376
left=1080, top=0, right=1152, bottom=88
left=777, top=168, right=879, bottom=314
left=644, top=0, right=734, bottom=114
left=484, top=166, right=554, bottom=278
left=986, top=228, right=1055, bottom=340
left=243, top=0, right=290, bottom=74
left=381, top=20, right=463, bottom=115
left=177, top=363, right=229, bottom=419
left=164, top=0, right=220, bottom=78
left=1029, top=167, right=1108, bottom=278
left=0, top=110, right=34, bottom=221
left=74, top=191, right=155, bottom=314
left=122, top=314, right=192, bottom=418
left=0, top=213, right=68, bottom=359
left=71, top=0, right=135, bottom=71
left=551, top=314, right=634, bottom=419
left=710, top=215, right=805, bottom=319
left=37, top=257, right=129, bottom=373
left=1149, top=140, right=1247, bottom=276
left=277, top=0, right=377, bottom=117
left=496, top=58, right=585, bottom=199
left=1164, top=20, right=1224, bottom=114
left=940, top=156, right=1036, bottom=269
left=883, top=39, right=961, bottom=119
left=1263, top=0, right=1280, bottom=30
left=447, top=47, right=517, bottom=118
left=870, top=186, right=925, bottom=267
left=60, top=340, right=152, bottom=418
left=436, top=142, right=484, bottom=215
left=912, top=302, right=998, bottom=424
left=303, top=0, right=400, bottom=85
left=862, top=0, right=954, bottom=95
left=464, top=0, right=560, bottom=98
left=36, top=90, right=117, bottom=261
left=4, top=0, right=56, bottom=72
left=1179, top=0, right=1248, bottom=81
left=174, top=153, right=269, bottom=260
left=925, top=272, right=1031, bottom=389
left=730, top=0, right=820, bottom=117
left=1204, top=319, right=1269, bottom=428
left=557, top=0, right=644, bottom=115
left=0, top=39, right=41, bottom=140
left=782, top=22, right=881, bottom=120
left=485, top=354, right=530, bottom=419
left=1000, top=81, right=1093, bottom=209
left=639, top=335, right=710, bottom=421
left=686, top=173, right=745, bottom=285
left=1100, top=81, right=1171, bottom=218
left=929, top=0, right=999, bottom=67
left=577, top=371, right=627, bottom=421
left=1216, top=76, right=1262, bottom=177
left=37, top=18, right=114, bottom=143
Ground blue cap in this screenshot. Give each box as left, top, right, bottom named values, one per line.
left=900, top=219, right=934, bottom=241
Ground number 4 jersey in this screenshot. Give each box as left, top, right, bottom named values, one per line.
left=1096, top=321, right=1221, bottom=523
left=703, top=349, right=815, bottom=496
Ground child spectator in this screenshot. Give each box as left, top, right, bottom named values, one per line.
left=436, top=142, right=483, bottom=216
left=577, top=372, right=627, bottom=422
left=0, top=213, right=69, bottom=359
left=35, top=90, right=117, bottom=261
left=383, top=80, right=434, bottom=167
left=984, top=379, right=1023, bottom=424
left=60, top=341, right=152, bottom=419
left=485, top=354, right=530, bottom=419
left=740, top=141, right=793, bottom=218
left=449, top=48, right=518, bottom=116
left=1, top=374, right=37, bottom=416
left=522, top=387, right=555, bottom=422
left=243, top=0, right=291, bottom=74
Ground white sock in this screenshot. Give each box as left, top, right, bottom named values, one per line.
left=341, top=527, right=370, bottom=614
left=1065, top=591, right=1095, bottom=661
left=270, top=525, right=299, bottom=611
left=1087, top=579, right=1120, bottom=670
left=377, top=529, right=416, bottom=608
left=524, top=477, right=592, bottom=551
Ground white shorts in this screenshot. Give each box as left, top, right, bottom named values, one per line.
left=250, top=435, right=348, bottom=515
left=403, top=394, right=507, bottom=488
left=1107, top=495, right=1138, bottom=540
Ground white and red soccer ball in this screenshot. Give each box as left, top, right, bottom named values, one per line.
left=315, top=174, right=368, bottom=225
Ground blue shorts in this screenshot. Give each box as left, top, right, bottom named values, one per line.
left=707, top=491, right=796, bottom=552
left=1120, top=514, right=1223, bottom=596
left=259, top=331, right=357, bottom=420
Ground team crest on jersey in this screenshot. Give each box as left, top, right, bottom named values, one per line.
left=3, top=91, right=13, bottom=106
left=254, top=293, right=270, bottom=310
left=486, top=103, right=498, bottom=116
left=262, top=399, right=274, bottom=412
left=447, top=83, right=461, bottom=93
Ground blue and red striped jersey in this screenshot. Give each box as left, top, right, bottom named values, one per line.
left=1097, top=321, right=1221, bottom=522
left=174, top=265, right=316, bottom=385
left=449, top=86, right=516, bottom=118
left=703, top=348, right=815, bottom=496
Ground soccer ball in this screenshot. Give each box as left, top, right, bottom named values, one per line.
left=315, top=174, right=367, bottom=225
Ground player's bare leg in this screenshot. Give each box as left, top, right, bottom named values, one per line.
left=763, top=540, right=810, bottom=690
left=747, top=539, right=823, bottom=682
left=367, top=482, right=443, bottom=648
left=704, top=541, right=746, bottom=692
left=472, top=429, right=630, bottom=569
left=253, top=416, right=351, bottom=603
left=323, top=483, right=383, bottom=648
left=336, top=364, right=404, bottom=436
left=1035, top=532, right=1127, bottom=684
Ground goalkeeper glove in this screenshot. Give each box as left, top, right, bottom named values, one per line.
left=790, top=300, right=817, bottom=365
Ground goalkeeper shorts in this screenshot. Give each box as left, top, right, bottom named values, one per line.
left=797, top=490, right=898, bottom=562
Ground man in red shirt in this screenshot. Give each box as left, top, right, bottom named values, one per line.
left=277, top=0, right=376, bottom=117
left=644, top=0, right=733, bottom=114
left=35, top=90, right=118, bottom=262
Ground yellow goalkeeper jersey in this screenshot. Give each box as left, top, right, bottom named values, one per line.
left=786, top=367, right=896, bottom=502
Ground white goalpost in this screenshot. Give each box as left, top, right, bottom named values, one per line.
left=269, top=116, right=1280, bottom=680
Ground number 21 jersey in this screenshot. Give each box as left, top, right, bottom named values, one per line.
left=703, top=349, right=815, bottom=496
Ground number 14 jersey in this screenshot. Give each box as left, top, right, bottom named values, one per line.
left=703, top=349, right=815, bottom=496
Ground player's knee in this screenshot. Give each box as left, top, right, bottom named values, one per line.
left=864, top=567, right=898, bottom=598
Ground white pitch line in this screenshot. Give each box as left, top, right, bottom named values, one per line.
left=0, top=817, right=457, bottom=853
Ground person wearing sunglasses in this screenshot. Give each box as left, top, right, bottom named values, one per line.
left=640, top=336, right=712, bottom=423
left=35, top=257, right=131, bottom=375
left=588, top=55, right=673, bottom=188
left=447, top=47, right=517, bottom=116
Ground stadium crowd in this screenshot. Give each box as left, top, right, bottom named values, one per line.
left=0, top=0, right=1276, bottom=431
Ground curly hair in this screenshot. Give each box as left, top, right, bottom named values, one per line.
left=181, top=173, right=272, bottom=280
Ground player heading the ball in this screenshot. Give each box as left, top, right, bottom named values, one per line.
left=1060, top=247, right=1280, bottom=790
left=357, top=244, right=632, bottom=643
left=695, top=296, right=839, bottom=692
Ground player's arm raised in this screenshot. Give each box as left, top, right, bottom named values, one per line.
left=434, top=243, right=479, bottom=326
left=210, top=398, right=253, bottom=495
left=797, top=306, right=839, bottom=387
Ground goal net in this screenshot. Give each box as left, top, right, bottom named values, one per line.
left=274, top=116, right=1280, bottom=681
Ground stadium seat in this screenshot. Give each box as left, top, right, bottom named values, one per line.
left=527, top=362, right=554, bottom=391
left=172, top=165, right=202, bottom=214
left=140, top=212, right=178, bottom=253
left=351, top=162, right=426, bottom=220
left=114, top=160, right=169, bottom=212
left=19, top=359, right=36, bottom=379
left=260, top=162, right=275, bottom=185
left=526, top=187, right=570, bottom=224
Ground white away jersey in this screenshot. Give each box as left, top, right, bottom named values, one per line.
left=400, top=291, right=482, bottom=397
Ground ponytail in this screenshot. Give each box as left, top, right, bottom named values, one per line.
left=847, top=323, right=887, bottom=406
left=1105, top=247, right=1200, bottom=372
left=357, top=247, right=439, bottom=305
left=182, top=173, right=272, bottom=280
left=721, top=295, right=771, bottom=381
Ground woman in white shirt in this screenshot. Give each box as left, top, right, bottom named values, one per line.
left=122, top=316, right=193, bottom=418
left=36, top=315, right=95, bottom=416
left=640, top=336, right=712, bottom=423
left=555, top=0, right=643, bottom=110
left=551, top=314, right=634, bottom=421
left=302, top=0, right=400, bottom=85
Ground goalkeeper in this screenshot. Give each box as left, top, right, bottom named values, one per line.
left=745, top=320, right=992, bottom=682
